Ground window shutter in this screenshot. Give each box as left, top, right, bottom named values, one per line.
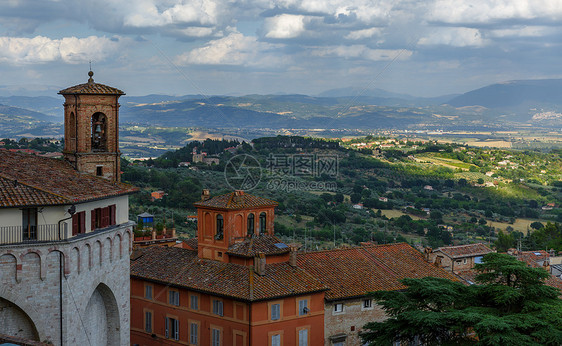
left=102, top=207, right=109, bottom=227
left=80, top=211, right=85, bottom=234
left=190, top=323, right=198, bottom=344
left=165, top=317, right=169, bottom=338
left=272, top=304, right=280, bottom=320
left=174, top=319, right=179, bottom=340
left=299, top=329, right=308, bottom=346
left=72, top=213, right=79, bottom=236
left=272, top=334, right=280, bottom=346
left=91, top=210, right=95, bottom=230
left=110, top=204, right=116, bottom=225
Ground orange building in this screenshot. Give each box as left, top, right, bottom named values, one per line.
left=131, top=190, right=326, bottom=346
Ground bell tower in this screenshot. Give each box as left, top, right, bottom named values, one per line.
left=59, top=70, right=125, bottom=182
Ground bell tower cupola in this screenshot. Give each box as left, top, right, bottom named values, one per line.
left=59, top=70, right=125, bottom=182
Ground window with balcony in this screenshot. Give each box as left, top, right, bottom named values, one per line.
left=165, top=317, right=179, bottom=340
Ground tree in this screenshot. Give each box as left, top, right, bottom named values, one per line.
left=361, top=253, right=562, bottom=346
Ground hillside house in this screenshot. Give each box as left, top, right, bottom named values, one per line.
left=428, top=243, right=494, bottom=273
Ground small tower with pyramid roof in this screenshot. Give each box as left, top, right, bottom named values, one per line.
left=59, top=70, right=125, bottom=181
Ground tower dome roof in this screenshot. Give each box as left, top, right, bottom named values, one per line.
left=58, top=70, right=125, bottom=95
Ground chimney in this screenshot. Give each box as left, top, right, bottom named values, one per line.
left=289, top=247, right=298, bottom=267
left=201, top=189, right=211, bottom=201
left=254, top=252, right=266, bottom=276
left=233, top=190, right=244, bottom=204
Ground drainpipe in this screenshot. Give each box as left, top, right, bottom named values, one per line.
left=57, top=205, right=76, bottom=346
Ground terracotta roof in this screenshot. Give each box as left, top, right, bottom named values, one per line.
left=297, top=243, right=459, bottom=301
left=517, top=250, right=549, bottom=268
left=194, top=191, right=278, bottom=210
left=434, top=243, right=493, bottom=259
left=58, top=71, right=124, bottom=95
left=130, top=246, right=325, bottom=302
left=227, top=235, right=290, bottom=258
left=0, top=150, right=137, bottom=207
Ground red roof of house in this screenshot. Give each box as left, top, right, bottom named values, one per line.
left=194, top=191, right=278, bottom=210
left=297, top=243, right=459, bottom=301
left=130, top=246, right=326, bottom=302
left=0, top=150, right=137, bottom=207
left=434, top=243, right=493, bottom=259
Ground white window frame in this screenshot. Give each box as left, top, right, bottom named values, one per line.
left=334, top=303, right=344, bottom=313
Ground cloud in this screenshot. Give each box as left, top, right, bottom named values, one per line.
left=344, top=27, right=382, bottom=40
left=175, top=32, right=286, bottom=67
left=418, top=28, right=488, bottom=47
left=263, top=14, right=307, bottom=39
left=0, top=35, right=124, bottom=64
left=311, top=45, right=412, bottom=61
left=428, top=0, right=562, bottom=25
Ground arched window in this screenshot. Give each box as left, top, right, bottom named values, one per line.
left=259, top=212, right=267, bottom=234
left=215, top=214, right=224, bottom=240
left=247, top=214, right=255, bottom=236
left=91, top=112, right=107, bottom=151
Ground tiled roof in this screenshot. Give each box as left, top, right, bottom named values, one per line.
left=58, top=72, right=124, bottom=95
left=517, top=250, right=549, bottom=268
left=227, top=235, right=290, bottom=257
left=130, top=246, right=326, bottom=301
left=0, top=150, right=137, bottom=207
left=194, top=192, right=278, bottom=210
left=297, top=243, right=459, bottom=301
left=434, top=243, right=493, bottom=259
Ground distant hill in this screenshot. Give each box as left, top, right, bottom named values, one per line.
left=446, top=79, right=562, bottom=109
left=1, top=80, right=562, bottom=137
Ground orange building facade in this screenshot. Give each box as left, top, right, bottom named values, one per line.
left=131, top=190, right=326, bottom=346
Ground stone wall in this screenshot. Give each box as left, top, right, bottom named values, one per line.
left=324, top=298, right=387, bottom=345
left=0, top=222, right=133, bottom=345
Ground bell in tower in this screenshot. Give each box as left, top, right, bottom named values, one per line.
left=59, top=70, right=125, bottom=182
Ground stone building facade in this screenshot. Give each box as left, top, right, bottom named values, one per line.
left=0, top=71, right=136, bottom=345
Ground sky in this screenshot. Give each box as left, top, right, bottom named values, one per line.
left=1, top=0, right=562, bottom=97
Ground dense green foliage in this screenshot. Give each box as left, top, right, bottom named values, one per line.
left=361, top=253, right=562, bottom=346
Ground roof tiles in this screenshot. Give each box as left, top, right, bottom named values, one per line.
left=0, top=150, right=137, bottom=207
left=58, top=73, right=124, bottom=95
left=130, top=246, right=326, bottom=301
left=194, top=192, right=278, bottom=210
left=297, top=243, right=459, bottom=301
left=434, top=243, right=493, bottom=259
left=227, top=235, right=290, bottom=257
